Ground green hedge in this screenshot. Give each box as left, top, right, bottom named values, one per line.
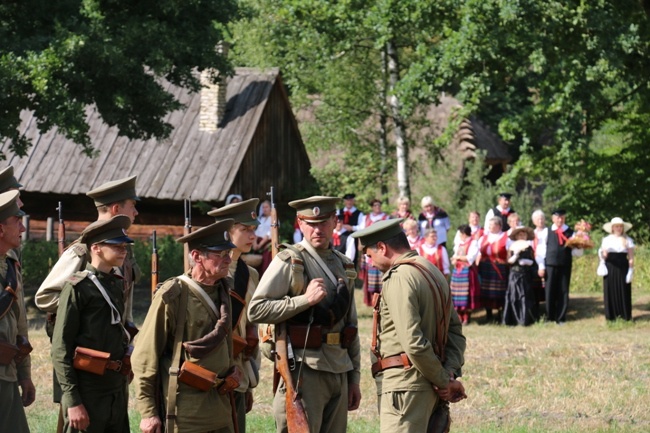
left=571, top=246, right=650, bottom=294
left=20, top=236, right=184, bottom=288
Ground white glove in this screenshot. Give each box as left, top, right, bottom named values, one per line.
left=626, top=268, right=633, bottom=284
left=518, top=258, right=534, bottom=266
left=597, top=261, right=608, bottom=277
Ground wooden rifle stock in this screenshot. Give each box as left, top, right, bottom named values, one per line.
left=151, top=230, right=159, bottom=298
left=275, top=323, right=310, bottom=432
left=183, top=198, right=192, bottom=272
left=57, top=202, right=66, bottom=256
left=267, top=187, right=309, bottom=432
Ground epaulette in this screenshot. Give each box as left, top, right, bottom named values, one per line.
left=332, top=249, right=358, bottom=280
left=277, top=243, right=306, bottom=296
left=157, top=278, right=182, bottom=304
left=68, top=270, right=91, bottom=286
left=69, top=242, right=88, bottom=258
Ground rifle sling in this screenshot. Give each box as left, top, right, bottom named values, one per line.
left=166, top=282, right=189, bottom=433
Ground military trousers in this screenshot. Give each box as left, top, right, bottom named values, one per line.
left=0, top=379, right=30, bottom=433
left=273, top=364, right=349, bottom=433
left=63, top=382, right=129, bottom=433
left=378, top=388, right=437, bottom=433
left=234, top=390, right=247, bottom=433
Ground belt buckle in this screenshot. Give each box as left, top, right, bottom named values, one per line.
left=326, top=332, right=340, bottom=345
left=113, top=360, right=122, bottom=372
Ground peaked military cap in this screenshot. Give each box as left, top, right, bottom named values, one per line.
left=289, top=196, right=339, bottom=223
left=342, top=193, right=356, bottom=200
left=178, top=219, right=236, bottom=251
left=86, top=176, right=140, bottom=207
left=80, top=215, right=134, bottom=246
left=498, top=192, right=513, bottom=199
left=0, top=190, right=26, bottom=221
left=352, top=218, right=404, bottom=249
left=0, top=166, right=22, bottom=193
left=207, top=198, right=260, bottom=227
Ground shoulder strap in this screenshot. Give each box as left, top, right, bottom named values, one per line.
left=400, top=260, right=451, bottom=362
left=299, top=240, right=338, bottom=285
left=177, top=275, right=219, bottom=322
left=166, top=284, right=189, bottom=433
left=370, top=293, right=382, bottom=360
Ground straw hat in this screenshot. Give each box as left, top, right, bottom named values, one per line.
left=509, top=226, right=534, bottom=241
left=603, top=217, right=632, bottom=234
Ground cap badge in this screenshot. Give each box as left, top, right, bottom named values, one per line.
left=313, top=206, right=320, bottom=216
left=251, top=211, right=257, bottom=220
left=224, top=231, right=230, bottom=241
left=122, top=229, right=128, bottom=236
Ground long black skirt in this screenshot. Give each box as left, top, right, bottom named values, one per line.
left=604, top=252, right=632, bottom=321
left=502, top=266, right=538, bottom=326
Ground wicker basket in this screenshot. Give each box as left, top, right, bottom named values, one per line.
left=565, top=236, right=594, bottom=249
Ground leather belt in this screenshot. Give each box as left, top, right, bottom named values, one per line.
left=371, top=353, right=412, bottom=377
left=106, top=360, right=123, bottom=372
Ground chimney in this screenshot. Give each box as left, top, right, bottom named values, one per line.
left=199, top=42, right=229, bottom=132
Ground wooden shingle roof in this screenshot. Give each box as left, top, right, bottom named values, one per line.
left=3, top=67, right=284, bottom=203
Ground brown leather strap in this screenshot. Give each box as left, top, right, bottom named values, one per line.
left=371, top=353, right=412, bottom=377
left=105, top=360, right=123, bottom=372
left=370, top=293, right=381, bottom=359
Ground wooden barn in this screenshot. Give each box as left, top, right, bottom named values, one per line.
left=2, top=67, right=317, bottom=239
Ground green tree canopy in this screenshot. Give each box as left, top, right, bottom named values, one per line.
left=0, top=0, right=237, bottom=157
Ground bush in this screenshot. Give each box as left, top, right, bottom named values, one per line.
left=19, top=237, right=185, bottom=289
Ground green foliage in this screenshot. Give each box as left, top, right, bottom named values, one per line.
left=0, top=0, right=238, bottom=156
left=19, top=240, right=59, bottom=287
left=132, top=235, right=184, bottom=288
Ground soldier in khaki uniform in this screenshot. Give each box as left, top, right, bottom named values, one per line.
left=51, top=215, right=135, bottom=433
left=248, top=196, right=362, bottom=433
left=352, top=219, right=466, bottom=432
left=132, top=219, right=239, bottom=433
left=36, top=175, right=141, bottom=333
left=0, top=191, right=34, bottom=433
left=208, top=199, right=261, bottom=433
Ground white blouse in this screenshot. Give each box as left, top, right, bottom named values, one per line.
left=600, top=234, right=635, bottom=253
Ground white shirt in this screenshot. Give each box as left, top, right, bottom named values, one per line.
left=600, top=234, right=635, bottom=253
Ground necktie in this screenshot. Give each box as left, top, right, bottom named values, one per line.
left=501, top=210, right=509, bottom=216
left=332, top=232, right=341, bottom=247
left=556, top=228, right=568, bottom=246
left=344, top=210, right=352, bottom=224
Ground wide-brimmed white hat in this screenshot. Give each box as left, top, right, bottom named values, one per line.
left=603, top=217, right=632, bottom=234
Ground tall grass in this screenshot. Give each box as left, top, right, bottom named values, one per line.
left=23, top=259, right=650, bottom=432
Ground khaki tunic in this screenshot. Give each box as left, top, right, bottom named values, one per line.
left=374, top=251, right=466, bottom=431
left=132, top=274, right=234, bottom=433
left=248, top=242, right=360, bottom=432
left=0, top=252, right=31, bottom=433
left=35, top=241, right=140, bottom=323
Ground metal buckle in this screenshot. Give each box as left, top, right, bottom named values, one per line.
left=326, top=332, right=340, bottom=345
left=114, top=360, right=122, bottom=372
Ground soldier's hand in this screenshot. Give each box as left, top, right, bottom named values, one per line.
left=348, top=382, right=361, bottom=411
left=68, top=404, right=90, bottom=431
left=140, top=416, right=163, bottom=433
left=19, top=378, right=35, bottom=407
left=435, top=378, right=467, bottom=403
left=305, top=278, right=327, bottom=306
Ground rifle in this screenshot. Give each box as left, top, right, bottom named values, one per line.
left=267, top=187, right=309, bottom=432
left=183, top=198, right=192, bottom=272
left=151, top=230, right=158, bottom=298
left=57, top=202, right=65, bottom=256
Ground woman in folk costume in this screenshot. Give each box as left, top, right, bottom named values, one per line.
left=531, top=209, right=548, bottom=305
left=390, top=196, right=415, bottom=220
left=598, top=217, right=635, bottom=321
left=503, top=227, right=539, bottom=326
left=450, top=224, right=481, bottom=325
left=417, top=196, right=451, bottom=246
left=360, top=199, right=389, bottom=306
left=402, top=218, right=423, bottom=250
left=417, top=229, right=450, bottom=277
left=478, top=216, right=511, bottom=322
left=453, top=210, right=484, bottom=251
left=505, top=212, right=522, bottom=237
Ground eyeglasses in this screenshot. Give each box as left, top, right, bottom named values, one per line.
left=205, top=249, right=231, bottom=259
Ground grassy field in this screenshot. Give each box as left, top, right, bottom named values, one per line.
left=22, top=272, right=650, bottom=433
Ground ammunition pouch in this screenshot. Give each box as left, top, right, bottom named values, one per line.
left=0, top=340, right=19, bottom=365
left=178, top=362, right=242, bottom=394
left=288, top=324, right=355, bottom=350
left=233, top=325, right=260, bottom=358
left=0, top=337, right=33, bottom=365
left=73, top=346, right=132, bottom=376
